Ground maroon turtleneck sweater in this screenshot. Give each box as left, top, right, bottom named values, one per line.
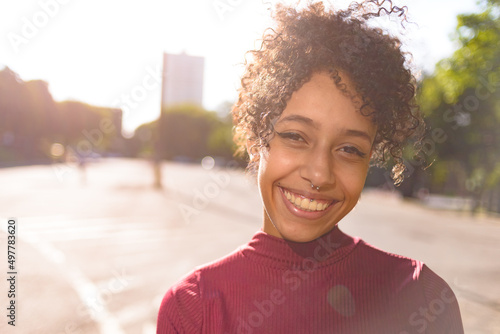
left=157, top=227, right=463, bottom=333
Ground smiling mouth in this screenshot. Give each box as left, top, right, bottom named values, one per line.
left=281, top=188, right=334, bottom=212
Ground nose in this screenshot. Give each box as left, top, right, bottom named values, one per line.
left=300, top=146, right=335, bottom=189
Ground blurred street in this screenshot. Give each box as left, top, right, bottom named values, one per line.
left=0, top=158, right=499, bottom=334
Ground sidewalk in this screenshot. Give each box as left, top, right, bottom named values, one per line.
left=0, top=159, right=499, bottom=333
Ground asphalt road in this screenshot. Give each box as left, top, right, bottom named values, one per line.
left=0, top=158, right=499, bottom=334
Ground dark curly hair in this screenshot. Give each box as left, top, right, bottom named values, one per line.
left=231, top=0, right=424, bottom=185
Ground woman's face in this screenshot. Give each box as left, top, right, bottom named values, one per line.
left=257, top=72, right=377, bottom=242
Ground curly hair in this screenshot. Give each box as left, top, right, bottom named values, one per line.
left=232, top=0, right=424, bottom=185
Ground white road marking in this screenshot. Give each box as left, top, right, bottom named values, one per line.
left=1, top=216, right=126, bottom=334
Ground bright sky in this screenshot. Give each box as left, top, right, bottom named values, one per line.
left=0, top=0, right=480, bottom=135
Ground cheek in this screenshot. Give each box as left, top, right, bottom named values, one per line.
left=339, top=164, right=370, bottom=195
left=259, top=147, right=297, bottom=180
left=257, top=155, right=267, bottom=187
left=257, top=151, right=273, bottom=195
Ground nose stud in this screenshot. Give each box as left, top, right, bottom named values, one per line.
left=311, top=183, right=320, bottom=191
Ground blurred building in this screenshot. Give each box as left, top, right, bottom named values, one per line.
left=161, top=52, right=204, bottom=107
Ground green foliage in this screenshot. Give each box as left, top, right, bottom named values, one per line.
left=207, top=124, right=236, bottom=157
left=416, top=0, right=500, bottom=206
left=133, top=103, right=236, bottom=162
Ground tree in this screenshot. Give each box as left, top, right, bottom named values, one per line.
left=0, top=67, right=123, bottom=166
left=418, top=0, right=500, bottom=211
left=133, top=103, right=237, bottom=162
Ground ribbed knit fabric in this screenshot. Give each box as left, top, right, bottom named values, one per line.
left=157, top=227, right=464, bottom=333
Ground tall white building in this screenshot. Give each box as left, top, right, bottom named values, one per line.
left=161, top=52, right=204, bottom=107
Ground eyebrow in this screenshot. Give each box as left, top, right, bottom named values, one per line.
left=341, top=129, right=373, bottom=144
left=276, top=114, right=319, bottom=129
left=277, top=114, right=373, bottom=143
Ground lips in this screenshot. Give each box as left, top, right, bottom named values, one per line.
left=280, top=187, right=335, bottom=212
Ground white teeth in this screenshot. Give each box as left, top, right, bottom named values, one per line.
left=300, top=198, right=309, bottom=210
left=283, top=189, right=330, bottom=212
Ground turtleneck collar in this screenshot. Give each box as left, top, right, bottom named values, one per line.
left=240, top=226, right=359, bottom=270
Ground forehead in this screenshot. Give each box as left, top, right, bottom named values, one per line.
left=277, top=72, right=376, bottom=138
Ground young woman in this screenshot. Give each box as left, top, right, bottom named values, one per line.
left=157, top=1, right=464, bottom=333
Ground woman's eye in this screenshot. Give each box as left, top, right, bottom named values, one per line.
left=276, top=131, right=304, bottom=142
left=341, top=146, right=367, bottom=158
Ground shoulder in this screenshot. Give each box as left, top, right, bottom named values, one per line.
left=353, top=239, right=425, bottom=277
left=415, top=265, right=464, bottom=333
left=156, top=247, right=245, bottom=333
left=157, top=270, right=202, bottom=334
left=354, top=240, right=464, bottom=333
